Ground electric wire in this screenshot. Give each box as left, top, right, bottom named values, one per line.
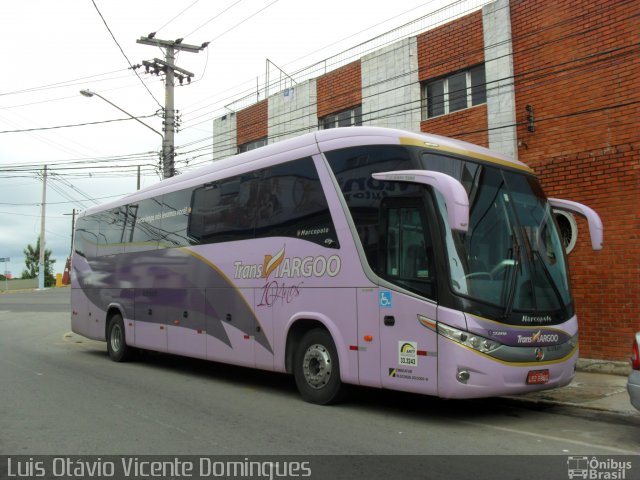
left=173, top=39, right=638, bottom=164
left=90, top=0, right=163, bottom=110
left=0, top=193, right=141, bottom=207
left=178, top=0, right=628, bottom=128
left=206, top=0, right=280, bottom=44
left=0, top=114, right=158, bottom=134
left=180, top=0, right=487, bottom=120
left=155, top=0, right=202, bottom=35
left=0, top=1, right=634, bottom=179
left=0, top=69, right=130, bottom=98
left=184, top=0, right=243, bottom=39
left=171, top=3, right=637, bottom=159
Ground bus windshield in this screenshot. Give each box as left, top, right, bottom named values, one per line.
left=422, top=153, right=571, bottom=315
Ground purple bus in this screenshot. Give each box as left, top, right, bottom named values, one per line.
left=71, top=127, right=603, bottom=404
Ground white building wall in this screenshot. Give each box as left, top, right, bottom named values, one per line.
left=483, top=0, right=518, bottom=159
left=212, top=112, right=237, bottom=161
left=361, top=37, right=421, bottom=132
left=268, top=79, right=318, bottom=144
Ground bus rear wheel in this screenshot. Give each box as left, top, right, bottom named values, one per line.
left=293, top=328, right=347, bottom=404
left=106, top=314, right=134, bottom=362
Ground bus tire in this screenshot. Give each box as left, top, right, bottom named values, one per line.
left=293, top=328, right=347, bottom=405
left=106, top=314, right=134, bottom=362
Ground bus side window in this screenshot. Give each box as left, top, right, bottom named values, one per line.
left=189, top=185, right=218, bottom=242
left=75, top=216, right=99, bottom=259
left=97, top=207, right=126, bottom=256
left=189, top=175, right=258, bottom=244
left=122, top=204, right=137, bottom=244
left=159, top=189, right=195, bottom=248
left=254, top=157, right=339, bottom=248
left=125, top=197, right=163, bottom=252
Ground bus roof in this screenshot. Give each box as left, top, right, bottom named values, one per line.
left=82, top=126, right=532, bottom=217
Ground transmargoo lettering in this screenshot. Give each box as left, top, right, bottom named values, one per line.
left=234, top=252, right=341, bottom=280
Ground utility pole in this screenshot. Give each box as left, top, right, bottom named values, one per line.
left=65, top=208, right=76, bottom=256
left=0, top=257, right=9, bottom=292
left=62, top=208, right=75, bottom=286
left=136, top=34, right=208, bottom=179
left=38, top=165, right=47, bottom=290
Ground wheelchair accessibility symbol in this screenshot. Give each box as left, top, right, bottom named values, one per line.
left=379, top=291, right=393, bottom=308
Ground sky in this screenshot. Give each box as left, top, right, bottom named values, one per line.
left=0, top=0, right=460, bottom=279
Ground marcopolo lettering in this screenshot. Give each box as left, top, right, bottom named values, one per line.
left=522, top=314, right=553, bottom=323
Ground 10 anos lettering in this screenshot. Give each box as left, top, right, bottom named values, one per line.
left=258, top=280, right=303, bottom=307
left=8, top=458, right=117, bottom=477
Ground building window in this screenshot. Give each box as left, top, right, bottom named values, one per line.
left=423, top=65, right=486, bottom=119
left=238, top=137, right=267, bottom=154
left=319, top=106, right=363, bottom=129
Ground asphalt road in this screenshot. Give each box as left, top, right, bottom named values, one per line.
left=0, top=288, right=638, bottom=477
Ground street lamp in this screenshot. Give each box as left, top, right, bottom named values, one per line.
left=79, top=89, right=168, bottom=179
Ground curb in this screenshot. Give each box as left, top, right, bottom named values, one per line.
left=577, top=358, right=631, bottom=376
left=501, top=394, right=640, bottom=424
left=507, top=394, right=639, bottom=417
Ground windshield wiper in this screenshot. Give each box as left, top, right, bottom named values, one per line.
left=502, top=240, right=520, bottom=320
left=533, top=250, right=569, bottom=319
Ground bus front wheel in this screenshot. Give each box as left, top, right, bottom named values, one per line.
left=293, top=328, right=347, bottom=404
left=106, top=314, right=134, bottom=362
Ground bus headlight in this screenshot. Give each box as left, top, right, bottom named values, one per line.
left=437, top=323, right=501, bottom=354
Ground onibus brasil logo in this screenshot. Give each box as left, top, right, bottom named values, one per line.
left=567, top=456, right=632, bottom=479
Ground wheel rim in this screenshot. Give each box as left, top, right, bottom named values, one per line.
left=302, top=343, right=332, bottom=389
left=110, top=324, right=122, bottom=353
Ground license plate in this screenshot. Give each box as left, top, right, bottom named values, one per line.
left=526, top=369, right=549, bottom=385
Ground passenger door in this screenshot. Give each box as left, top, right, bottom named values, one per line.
left=378, top=199, right=439, bottom=395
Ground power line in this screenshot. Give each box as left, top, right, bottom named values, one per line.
left=0, top=193, right=137, bottom=207
left=0, top=114, right=157, bottom=134
left=184, top=0, right=243, bottom=38
left=175, top=51, right=639, bottom=170
left=0, top=68, right=129, bottom=98
left=178, top=0, right=624, bottom=128
left=1, top=0, right=631, bottom=181
left=156, top=0, right=202, bottom=35
left=0, top=211, right=67, bottom=219
left=172, top=3, right=636, bottom=155
left=50, top=173, right=100, bottom=206
left=10, top=151, right=157, bottom=167
left=0, top=110, right=102, bottom=159
left=2, top=152, right=159, bottom=176
left=90, top=0, right=163, bottom=110
left=285, top=0, right=469, bottom=75
left=48, top=178, right=91, bottom=210
left=207, top=0, right=280, bottom=43
left=175, top=42, right=636, bottom=162
left=181, top=0, right=485, bottom=122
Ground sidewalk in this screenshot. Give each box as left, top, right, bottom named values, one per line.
left=507, top=370, right=637, bottom=417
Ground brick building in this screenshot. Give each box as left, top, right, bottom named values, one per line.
left=211, top=0, right=639, bottom=361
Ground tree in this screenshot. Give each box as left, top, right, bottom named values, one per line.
left=22, top=237, right=56, bottom=287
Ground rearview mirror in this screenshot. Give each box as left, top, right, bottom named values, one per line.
left=548, top=198, right=603, bottom=250
left=372, top=170, right=469, bottom=232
